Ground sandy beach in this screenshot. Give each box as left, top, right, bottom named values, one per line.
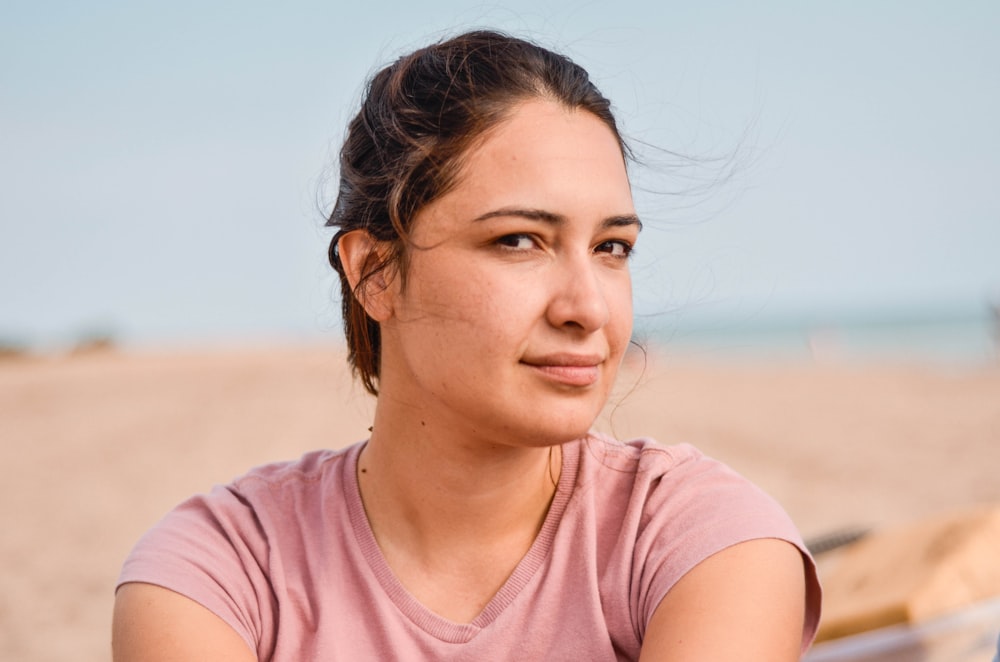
left=2, top=344, right=998, bottom=661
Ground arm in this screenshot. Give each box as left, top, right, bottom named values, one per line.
left=638, top=538, right=808, bottom=661
left=113, top=582, right=257, bottom=662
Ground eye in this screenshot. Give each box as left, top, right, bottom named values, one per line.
left=495, top=234, right=537, bottom=251
left=595, top=239, right=633, bottom=258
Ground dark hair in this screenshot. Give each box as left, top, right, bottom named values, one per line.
left=326, top=29, right=627, bottom=396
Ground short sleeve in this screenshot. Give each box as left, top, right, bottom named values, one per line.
left=629, top=442, right=822, bottom=653
left=117, top=485, right=277, bottom=657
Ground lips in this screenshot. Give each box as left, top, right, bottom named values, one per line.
left=520, top=353, right=604, bottom=387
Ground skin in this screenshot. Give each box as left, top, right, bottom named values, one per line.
left=345, top=99, right=639, bottom=622
left=112, top=99, right=807, bottom=660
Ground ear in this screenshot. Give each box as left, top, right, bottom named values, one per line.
left=337, top=230, right=397, bottom=322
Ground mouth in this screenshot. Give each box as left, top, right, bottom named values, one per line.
left=520, top=353, right=604, bottom=387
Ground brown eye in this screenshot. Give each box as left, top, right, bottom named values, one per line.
left=496, top=234, right=536, bottom=250
left=595, top=240, right=633, bottom=258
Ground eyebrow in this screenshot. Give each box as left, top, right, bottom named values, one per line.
left=472, top=207, right=643, bottom=231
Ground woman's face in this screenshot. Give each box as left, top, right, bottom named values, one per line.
left=377, top=99, right=638, bottom=446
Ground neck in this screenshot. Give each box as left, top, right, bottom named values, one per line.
left=356, top=398, right=563, bottom=565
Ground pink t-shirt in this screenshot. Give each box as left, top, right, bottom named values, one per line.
left=119, top=435, right=821, bottom=660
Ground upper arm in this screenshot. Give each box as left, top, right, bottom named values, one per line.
left=113, top=582, right=257, bottom=662
left=638, top=538, right=808, bottom=662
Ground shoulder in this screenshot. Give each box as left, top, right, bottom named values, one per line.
left=124, top=442, right=360, bottom=566
left=231, top=444, right=354, bottom=496
left=117, top=441, right=364, bottom=657
left=573, top=434, right=820, bottom=647
left=577, top=433, right=802, bottom=544
left=576, top=434, right=767, bottom=510
left=140, top=445, right=356, bottom=545
left=577, top=433, right=725, bottom=471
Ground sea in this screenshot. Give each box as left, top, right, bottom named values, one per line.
left=635, top=305, right=999, bottom=365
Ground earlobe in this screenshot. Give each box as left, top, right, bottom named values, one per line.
left=337, top=230, right=397, bottom=322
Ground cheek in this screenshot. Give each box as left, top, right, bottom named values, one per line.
left=397, top=261, right=515, bottom=349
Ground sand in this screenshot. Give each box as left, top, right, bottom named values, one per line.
left=2, top=344, right=998, bottom=661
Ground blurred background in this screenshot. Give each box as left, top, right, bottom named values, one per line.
left=3, top=0, right=998, bottom=359
left=2, top=2, right=999, bottom=661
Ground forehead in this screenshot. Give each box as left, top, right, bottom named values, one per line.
left=418, top=100, right=634, bottom=229
left=467, top=100, right=626, bottom=179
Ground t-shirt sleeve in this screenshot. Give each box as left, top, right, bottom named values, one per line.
left=117, top=484, right=276, bottom=658
left=630, top=442, right=822, bottom=653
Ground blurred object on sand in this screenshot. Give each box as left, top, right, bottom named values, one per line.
left=806, top=507, right=1000, bottom=660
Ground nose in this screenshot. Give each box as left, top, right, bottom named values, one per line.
left=545, top=254, right=610, bottom=333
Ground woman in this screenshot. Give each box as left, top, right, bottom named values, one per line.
left=114, top=30, right=820, bottom=660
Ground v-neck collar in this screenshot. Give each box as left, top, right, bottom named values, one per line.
left=343, top=439, right=580, bottom=643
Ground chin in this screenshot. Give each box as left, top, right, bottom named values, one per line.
left=522, top=408, right=602, bottom=447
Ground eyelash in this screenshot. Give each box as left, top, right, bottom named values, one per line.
left=495, top=234, right=634, bottom=259
left=595, top=239, right=634, bottom=259
left=495, top=234, right=536, bottom=251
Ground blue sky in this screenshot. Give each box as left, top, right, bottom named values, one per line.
left=2, top=1, right=998, bottom=347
